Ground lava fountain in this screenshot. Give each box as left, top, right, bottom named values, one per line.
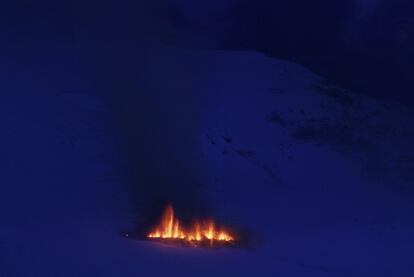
left=147, top=204, right=235, bottom=247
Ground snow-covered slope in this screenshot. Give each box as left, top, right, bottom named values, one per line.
left=1, top=42, right=413, bottom=276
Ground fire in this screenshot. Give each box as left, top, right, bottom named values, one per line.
left=147, top=205, right=234, bottom=245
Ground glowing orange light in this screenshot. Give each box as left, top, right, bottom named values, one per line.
left=147, top=205, right=234, bottom=244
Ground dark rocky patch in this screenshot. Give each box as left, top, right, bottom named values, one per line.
left=236, top=150, right=257, bottom=158
left=222, top=135, right=233, bottom=144
left=266, top=112, right=286, bottom=127
left=291, top=123, right=376, bottom=153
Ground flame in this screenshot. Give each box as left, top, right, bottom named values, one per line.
left=147, top=205, right=234, bottom=244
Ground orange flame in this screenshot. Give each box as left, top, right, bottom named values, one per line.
left=147, top=205, right=234, bottom=244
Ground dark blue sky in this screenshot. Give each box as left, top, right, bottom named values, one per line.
left=2, top=0, right=413, bottom=102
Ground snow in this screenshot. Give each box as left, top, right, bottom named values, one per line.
left=1, top=38, right=413, bottom=276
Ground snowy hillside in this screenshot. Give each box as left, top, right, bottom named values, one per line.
left=1, top=42, right=413, bottom=276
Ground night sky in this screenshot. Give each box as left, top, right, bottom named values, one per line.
left=1, top=1, right=413, bottom=276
